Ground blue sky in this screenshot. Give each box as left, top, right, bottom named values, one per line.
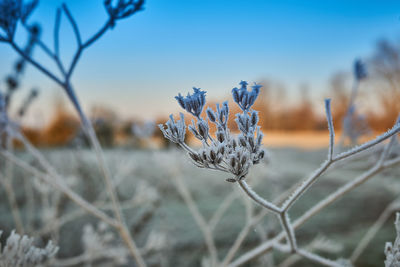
left=1, top=0, right=400, bottom=123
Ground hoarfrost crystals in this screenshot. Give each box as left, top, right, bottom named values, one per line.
left=175, top=87, right=206, bottom=117
left=158, top=113, right=186, bottom=143
left=231, top=81, right=261, bottom=112
left=160, top=81, right=265, bottom=182
left=0, top=230, right=58, bottom=266
left=385, top=213, right=400, bottom=267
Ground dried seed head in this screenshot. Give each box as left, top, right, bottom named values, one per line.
left=175, top=87, right=206, bottom=118
left=232, top=139, right=237, bottom=149
left=240, top=153, right=248, bottom=166
left=201, top=150, right=207, bottom=161
left=248, top=136, right=255, bottom=149
left=206, top=107, right=216, bottom=122
left=158, top=113, right=186, bottom=143
left=164, top=80, right=269, bottom=182
left=251, top=110, right=259, bottom=126
left=230, top=156, right=236, bottom=168
left=197, top=119, right=209, bottom=140
left=104, top=0, right=145, bottom=25
left=256, top=131, right=263, bottom=146
left=231, top=81, right=262, bottom=111
left=218, top=144, right=225, bottom=155
left=217, top=131, right=225, bottom=143
left=239, top=135, right=247, bottom=147
left=189, top=152, right=201, bottom=163
left=209, top=149, right=216, bottom=161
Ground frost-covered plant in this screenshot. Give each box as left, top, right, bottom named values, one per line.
left=160, top=80, right=400, bottom=267
left=385, top=213, right=400, bottom=267
left=160, top=81, right=265, bottom=183
left=0, top=1, right=148, bottom=266
left=0, top=230, right=58, bottom=266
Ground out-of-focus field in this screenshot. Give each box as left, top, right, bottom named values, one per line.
left=0, top=146, right=398, bottom=266
left=264, top=131, right=376, bottom=148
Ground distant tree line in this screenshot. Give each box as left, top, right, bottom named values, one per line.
left=18, top=37, right=400, bottom=147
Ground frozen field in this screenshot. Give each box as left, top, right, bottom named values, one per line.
left=1, top=146, right=398, bottom=266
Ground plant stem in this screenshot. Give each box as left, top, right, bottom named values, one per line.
left=237, top=180, right=281, bottom=213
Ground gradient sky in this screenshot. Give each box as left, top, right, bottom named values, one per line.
left=1, top=0, right=400, bottom=124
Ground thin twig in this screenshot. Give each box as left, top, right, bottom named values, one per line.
left=237, top=180, right=281, bottom=213
left=0, top=150, right=119, bottom=228
left=9, top=41, right=64, bottom=87
left=279, top=212, right=297, bottom=253
left=325, top=99, right=335, bottom=161
left=229, top=156, right=400, bottom=267
left=62, top=4, right=82, bottom=46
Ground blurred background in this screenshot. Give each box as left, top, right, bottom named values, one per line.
left=1, top=0, right=400, bottom=148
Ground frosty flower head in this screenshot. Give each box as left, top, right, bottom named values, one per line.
left=206, top=101, right=229, bottom=129
left=0, top=0, right=22, bottom=40
left=188, top=118, right=209, bottom=141
left=104, top=0, right=144, bottom=27
left=232, top=81, right=262, bottom=112
left=384, top=213, right=400, bottom=267
left=175, top=87, right=206, bottom=118
left=354, top=59, right=367, bottom=81
left=0, top=230, right=59, bottom=265
left=160, top=81, right=265, bottom=182
left=158, top=113, right=186, bottom=143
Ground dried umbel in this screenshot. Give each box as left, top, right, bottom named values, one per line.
left=104, top=0, right=144, bottom=27
left=159, top=81, right=265, bottom=182
left=0, top=0, right=38, bottom=41
left=232, top=81, right=261, bottom=112
left=385, top=213, right=400, bottom=267
left=159, top=113, right=186, bottom=144
left=0, top=230, right=58, bottom=266
left=175, top=87, right=207, bottom=118
left=0, top=0, right=21, bottom=40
